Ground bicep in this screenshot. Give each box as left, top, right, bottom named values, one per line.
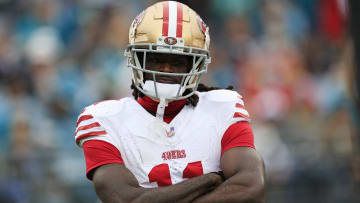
left=82, top=140, right=144, bottom=202
left=191, top=147, right=266, bottom=203
left=221, top=147, right=264, bottom=176
left=220, top=147, right=265, bottom=192
left=93, top=163, right=145, bottom=203
left=220, top=121, right=264, bottom=185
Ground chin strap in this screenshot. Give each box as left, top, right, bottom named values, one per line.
left=156, top=97, right=168, bottom=120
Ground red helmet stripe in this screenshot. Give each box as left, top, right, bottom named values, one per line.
left=162, top=1, right=169, bottom=36
left=176, top=2, right=183, bottom=38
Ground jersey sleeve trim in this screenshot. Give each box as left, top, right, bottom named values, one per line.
left=75, top=112, right=108, bottom=146
left=76, top=131, right=107, bottom=146
left=83, top=140, right=124, bottom=180
left=233, top=102, right=250, bottom=120
left=233, top=112, right=249, bottom=119
left=221, top=121, right=255, bottom=155
left=86, top=160, right=124, bottom=180
left=76, top=122, right=101, bottom=134
left=76, top=115, right=94, bottom=127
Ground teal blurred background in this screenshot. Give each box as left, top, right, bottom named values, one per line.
left=0, top=0, right=358, bottom=202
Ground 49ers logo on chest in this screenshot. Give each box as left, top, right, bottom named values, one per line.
left=161, top=149, right=186, bottom=160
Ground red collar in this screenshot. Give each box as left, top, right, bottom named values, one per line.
left=137, top=96, right=187, bottom=123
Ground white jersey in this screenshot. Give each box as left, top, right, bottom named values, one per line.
left=75, top=90, right=250, bottom=187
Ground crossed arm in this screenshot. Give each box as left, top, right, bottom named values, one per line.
left=93, top=164, right=222, bottom=203
left=193, top=147, right=265, bottom=203
left=92, top=147, right=265, bottom=203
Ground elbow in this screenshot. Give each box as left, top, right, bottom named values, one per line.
left=239, top=172, right=266, bottom=203
left=227, top=178, right=265, bottom=203
left=230, top=183, right=265, bottom=203
left=249, top=174, right=266, bottom=203
left=250, top=154, right=266, bottom=203
left=251, top=184, right=266, bottom=203
left=237, top=184, right=265, bottom=203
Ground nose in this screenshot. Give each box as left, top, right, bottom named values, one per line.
left=159, top=62, right=174, bottom=73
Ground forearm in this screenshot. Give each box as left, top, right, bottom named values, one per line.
left=95, top=172, right=222, bottom=203
left=192, top=181, right=264, bottom=203
left=132, top=173, right=220, bottom=203
left=193, top=147, right=266, bottom=203
left=193, top=168, right=265, bottom=203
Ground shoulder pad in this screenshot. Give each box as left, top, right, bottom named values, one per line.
left=202, top=89, right=243, bottom=102
left=197, top=90, right=250, bottom=134
left=85, top=99, right=126, bottom=117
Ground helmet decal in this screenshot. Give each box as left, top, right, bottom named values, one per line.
left=131, top=10, right=145, bottom=29
left=196, top=14, right=207, bottom=33
left=129, top=10, right=145, bottom=44
left=164, top=37, right=177, bottom=45
left=197, top=14, right=210, bottom=49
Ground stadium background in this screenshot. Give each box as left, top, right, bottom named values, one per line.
left=0, top=0, right=359, bottom=202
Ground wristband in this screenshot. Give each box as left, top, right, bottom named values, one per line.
left=212, top=171, right=226, bottom=181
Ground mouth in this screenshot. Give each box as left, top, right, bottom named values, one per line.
left=155, top=77, right=178, bottom=84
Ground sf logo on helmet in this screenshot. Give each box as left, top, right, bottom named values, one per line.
left=164, top=37, right=177, bottom=45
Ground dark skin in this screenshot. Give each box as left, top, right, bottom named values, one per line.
left=192, top=147, right=266, bottom=203
left=142, top=53, right=192, bottom=84
left=94, top=164, right=223, bottom=203
left=91, top=53, right=266, bottom=203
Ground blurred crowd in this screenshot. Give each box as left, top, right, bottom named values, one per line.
left=0, top=0, right=358, bottom=202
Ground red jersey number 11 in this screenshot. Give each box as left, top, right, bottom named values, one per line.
left=148, top=161, right=204, bottom=186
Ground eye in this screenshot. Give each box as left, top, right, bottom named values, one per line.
left=171, top=61, right=182, bottom=66
left=147, top=56, right=160, bottom=64
left=172, top=60, right=187, bottom=67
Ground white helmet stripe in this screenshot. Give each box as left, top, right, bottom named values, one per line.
left=168, top=1, right=178, bottom=37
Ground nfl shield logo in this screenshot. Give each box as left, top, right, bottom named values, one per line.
left=165, top=127, right=175, bottom=137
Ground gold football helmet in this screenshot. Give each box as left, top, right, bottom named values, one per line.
left=125, top=1, right=211, bottom=100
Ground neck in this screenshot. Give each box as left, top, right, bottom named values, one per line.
left=137, top=96, right=187, bottom=123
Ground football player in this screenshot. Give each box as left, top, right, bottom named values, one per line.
left=75, top=1, right=265, bottom=202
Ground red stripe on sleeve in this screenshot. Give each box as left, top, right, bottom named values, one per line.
left=221, top=121, right=255, bottom=155
left=162, top=1, right=169, bottom=36
left=233, top=112, right=249, bottom=119
left=76, top=131, right=107, bottom=145
left=176, top=2, right=183, bottom=38
left=235, top=103, right=245, bottom=109
left=83, top=140, right=124, bottom=180
left=76, top=115, right=94, bottom=127
left=75, top=122, right=101, bottom=135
